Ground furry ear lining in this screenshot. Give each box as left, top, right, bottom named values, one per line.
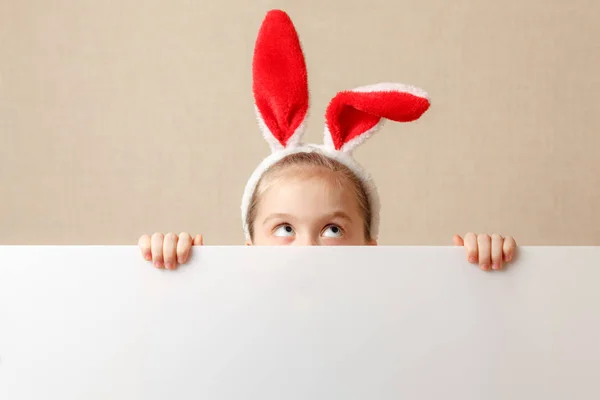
left=324, top=83, right=430, bottom=153
left=252, top=10, right=309, bottom=152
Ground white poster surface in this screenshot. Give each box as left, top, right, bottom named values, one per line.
left=1, top=246, right=599, bottom=399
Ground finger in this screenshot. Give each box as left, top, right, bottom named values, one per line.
left=138, top=234, right=152, bottom=261
left=463, top=232, right=478, bottom=264
left=193, top=234, right=203, bottom=246
left=503, top=236, right=517, bottom=262
left=452, top=234, right=464, bottom=246
left=477, top=234, right=491, bottom=271
left=163, top=233, right=178, bottom=270
left=491, top=234, right=504, bottom=270
left=151, top=232, right=165, bottom=268
left=177, top=232, right=193, bottom=264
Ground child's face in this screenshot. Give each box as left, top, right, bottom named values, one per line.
left=249, top=168, right=376, bottom=246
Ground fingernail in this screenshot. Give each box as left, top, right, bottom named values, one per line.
left=481, top=264, right=489, bottom=271
left=154, top=260, right=162, bottom=268
left=165, top=262, right=173, bottom=270
left=469, top=256, right=477, bottom=263
left=492, top=263, right=499, bottom=270
left=145, top=254, right=151, bottom=261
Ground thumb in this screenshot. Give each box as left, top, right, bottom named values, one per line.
left=452, top=234, right=464, bottom=246
left=193, top=234, right=203, bottom=246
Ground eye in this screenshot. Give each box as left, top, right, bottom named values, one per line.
left=273, top=224, right=295, bottom=237
left=322, top=224, right=343, bottom=238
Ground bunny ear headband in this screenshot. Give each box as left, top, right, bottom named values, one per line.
left=241, top=9, right=430, bottom=240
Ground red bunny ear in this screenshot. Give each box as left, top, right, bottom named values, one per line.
left=324, top=83, right=430, bottom=152
left=252, top=10, right=309, bottom=151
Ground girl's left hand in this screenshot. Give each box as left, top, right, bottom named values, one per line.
left=453, top=233, right=517, bottom=271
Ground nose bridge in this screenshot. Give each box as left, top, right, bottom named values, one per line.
left=294, top=230, right=319, bottom=246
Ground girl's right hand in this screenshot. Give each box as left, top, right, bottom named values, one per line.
left=138, top=232, right=203, bottom=270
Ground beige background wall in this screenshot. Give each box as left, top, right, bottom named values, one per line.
left=1, top=0, right=599, bottom=245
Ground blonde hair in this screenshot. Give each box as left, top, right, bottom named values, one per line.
left=245, top=151, right=372, bottom=241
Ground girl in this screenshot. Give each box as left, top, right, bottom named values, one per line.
left=138, top=10, right=517, bottom=272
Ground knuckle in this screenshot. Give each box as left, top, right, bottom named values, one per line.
left=165, top=232, right=177, bottom=241
left=151, top=232, right=164, bottom=241
left=138, top=234, right=149, bottom=247
left=164, top=233, right=177, bottom=247
left=177, top=240, right=189, bottom=252
left=179, top=232, right=191, bottom=241
left=176, top=249, right=187, bottom=260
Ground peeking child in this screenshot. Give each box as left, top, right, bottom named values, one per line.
left=138, top=10, right=517, bottom=272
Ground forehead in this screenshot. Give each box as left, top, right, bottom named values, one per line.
left=256, top=167, right=361, bottom=218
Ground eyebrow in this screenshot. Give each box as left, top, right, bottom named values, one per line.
left=262, top=211, right=352, bottom=225
left=328, top=211, right=353, bottom=222
left=262, top=213, right=293, bottom=225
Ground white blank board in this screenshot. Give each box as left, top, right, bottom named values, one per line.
left=1, top=245, right=599, bottom=399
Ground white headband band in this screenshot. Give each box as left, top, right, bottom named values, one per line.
left=241, top=10, right=431, bottom=241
